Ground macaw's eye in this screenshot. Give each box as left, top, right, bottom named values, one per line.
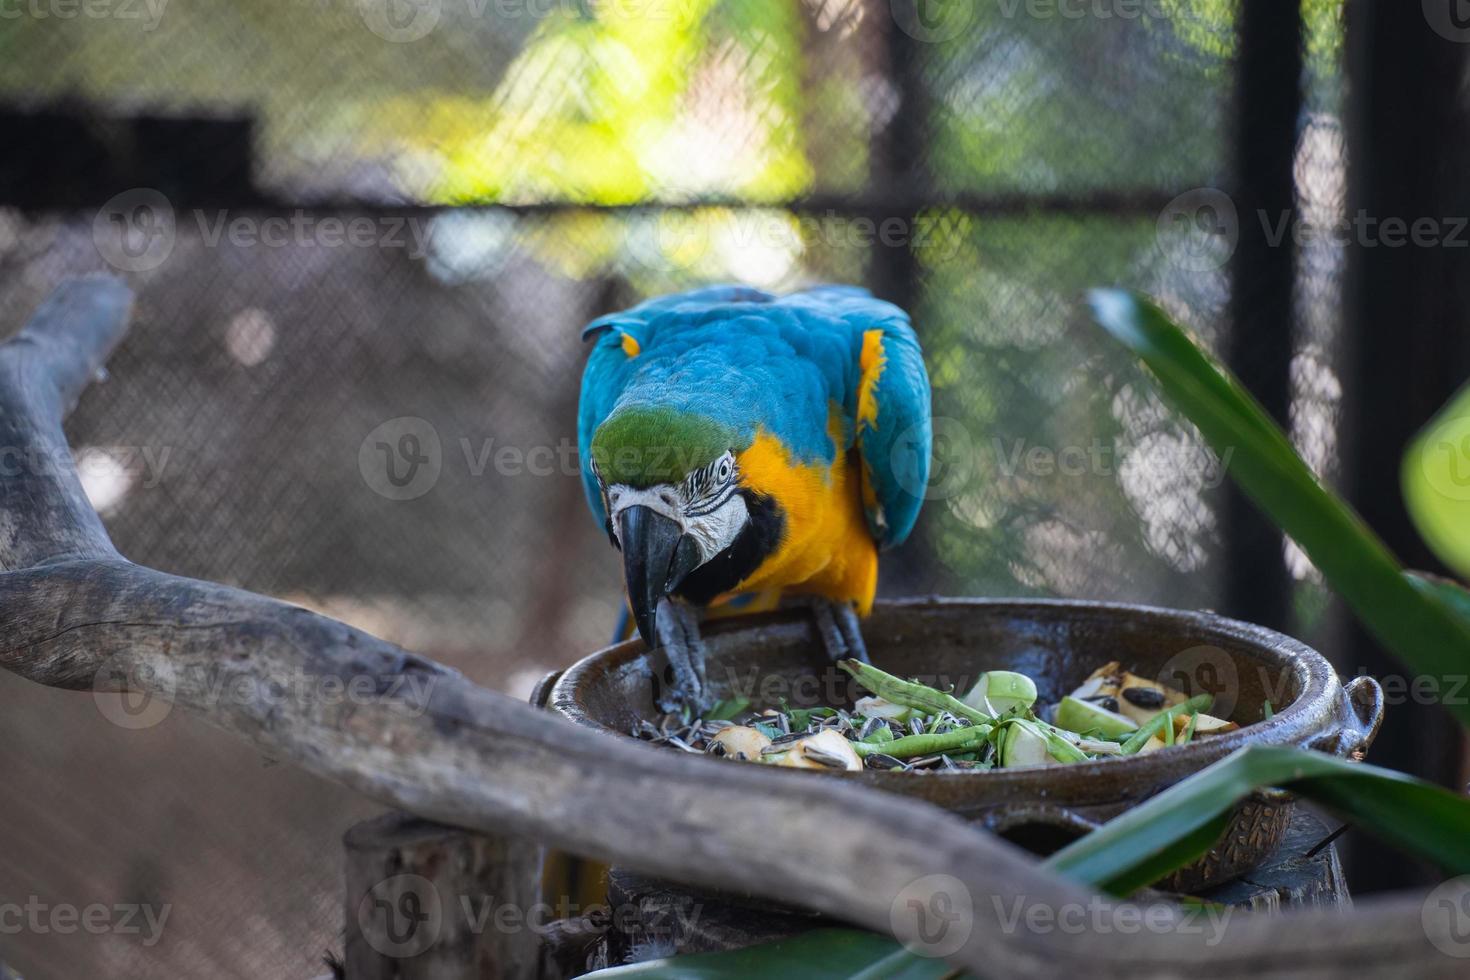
left=716, top=455, right=733, bottom=483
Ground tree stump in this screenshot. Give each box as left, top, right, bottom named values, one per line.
left=344, top=814, right=541, bottom=980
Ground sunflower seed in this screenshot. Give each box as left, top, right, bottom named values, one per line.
left=864, top=753, right=908, bottom=770
left=803, top=746, right=851, bottom=769
left=1122, top=687, right=1166, bottom=709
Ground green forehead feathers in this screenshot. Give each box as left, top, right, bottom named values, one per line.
left=591, top=407, right=737, bottom=487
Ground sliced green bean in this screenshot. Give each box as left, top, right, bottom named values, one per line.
left=852, top=725, right=992, bottom=759
left=839, top=660, right=994, bottom=726
left=1120, top=694, right=1213, bottom=754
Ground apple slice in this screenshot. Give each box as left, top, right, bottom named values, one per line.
left=1070, top=663, right=1188, bottom=726
left=771, top=728, right=863, bottom=771
left=1054, top=695, right=1137, bottom=739
left=962, top=670, right=1038, bottom=717
left=1173, top=712, right=1239, bottom=738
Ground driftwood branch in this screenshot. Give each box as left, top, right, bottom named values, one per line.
left=0, top=278, right=1464, bottom=978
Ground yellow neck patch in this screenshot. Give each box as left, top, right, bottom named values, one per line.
left=732, top=412, right=878, bottom=613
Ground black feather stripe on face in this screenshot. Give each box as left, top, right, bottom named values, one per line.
left=673, top=489, right=783, bottom=606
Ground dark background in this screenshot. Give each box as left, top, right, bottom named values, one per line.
left=1, top=1, right=1467, bottom=976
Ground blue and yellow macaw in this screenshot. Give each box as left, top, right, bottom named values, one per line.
left=578, top=285, right=932, bottom=708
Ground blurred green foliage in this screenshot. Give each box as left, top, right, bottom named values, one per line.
left=0, top=1, right=1360, bottom=615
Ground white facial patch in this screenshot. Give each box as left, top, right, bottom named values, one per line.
left=604, top=451, right=747, bottom=564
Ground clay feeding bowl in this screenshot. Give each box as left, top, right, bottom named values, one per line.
left=547, top=597, right=1383, bottom=891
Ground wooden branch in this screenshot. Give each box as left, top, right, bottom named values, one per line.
left=0, top=277, right=131, bottom=569
left=0, top=279, right=1465, bottom=978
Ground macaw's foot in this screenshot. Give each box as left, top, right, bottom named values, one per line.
left=809, top=598, right=870, bottom=665
left=653, top=597, right=710, bottom=714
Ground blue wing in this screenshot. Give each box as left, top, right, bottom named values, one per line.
left=852, top=312, right=932, bottom=549
left=783, top=286, right=931, bottom=548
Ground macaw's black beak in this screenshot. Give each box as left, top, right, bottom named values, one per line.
left=618, top=505, right=702, bottom=647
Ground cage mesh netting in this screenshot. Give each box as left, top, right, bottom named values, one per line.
left=0, top=2, right=1352, bottom=976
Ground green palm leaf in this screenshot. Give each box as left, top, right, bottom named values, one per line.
left=1087, top=289, right=1470, bottom=725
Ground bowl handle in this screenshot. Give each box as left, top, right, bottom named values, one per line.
left=1307, top=675, right=1384, bottom=757
left=529, top=668, right=564, bottom=709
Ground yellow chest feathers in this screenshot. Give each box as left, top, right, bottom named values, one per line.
left=730, top=422, right=879, bottom=612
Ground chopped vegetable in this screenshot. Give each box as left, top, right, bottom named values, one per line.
left=853, top=695, right=911, bottom=722
left=838, top=660, right=992, bottom=726
left=961, top=670, right=1038, bottom=717
left=709, top=725, right=771, bottom=761
left=768, top=728, right=862, bottom=771
left=1119, top=694, right=1214, bottom=754
left=1054, top=695, right=1137, bottom=739
left=633, top=658, right=1252, bottom=772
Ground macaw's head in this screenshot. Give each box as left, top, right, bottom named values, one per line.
left=590, top=406, right=778, bottom=646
